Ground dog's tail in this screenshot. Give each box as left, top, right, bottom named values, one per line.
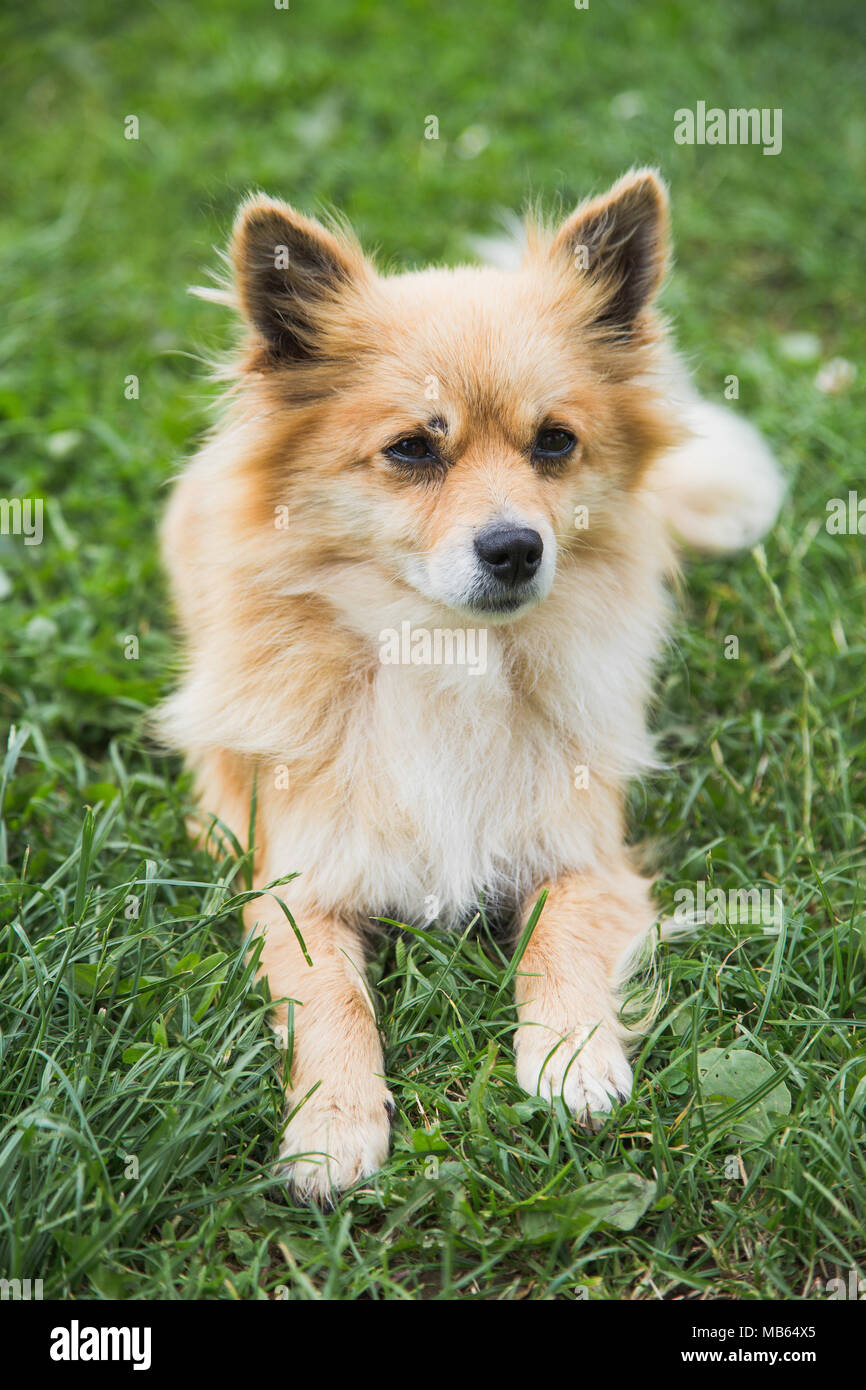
left=646, top=383, right=785, bottom=554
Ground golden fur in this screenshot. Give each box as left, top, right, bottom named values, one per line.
left=158, top=170, right=783, bottom=1202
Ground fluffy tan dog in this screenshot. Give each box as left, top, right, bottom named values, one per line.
left=158, top=170, right=783, bottom=1203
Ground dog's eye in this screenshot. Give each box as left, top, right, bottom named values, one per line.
left=534, top=427, right=577, bottom=458
left=385, top=435, right=437, bottom=464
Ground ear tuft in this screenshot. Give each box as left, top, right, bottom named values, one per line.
left=230, top=195, right=364, bottom=362
left=552, top=169, right=669, bottom=335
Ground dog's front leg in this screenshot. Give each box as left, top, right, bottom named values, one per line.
left=248, top=898, right=392, bottom=1204
left=514, top=863, right=655, bottom=1121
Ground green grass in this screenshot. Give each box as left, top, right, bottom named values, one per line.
left=1, top=0, right=865, bottom=1299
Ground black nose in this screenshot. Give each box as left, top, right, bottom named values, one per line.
left=474, top=524, right=543, bottom=587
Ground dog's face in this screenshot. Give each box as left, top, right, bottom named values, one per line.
left=227, top=171, right=675, bottom=623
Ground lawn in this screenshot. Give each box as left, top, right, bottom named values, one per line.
left=1, top=0, right=864, bottom=1299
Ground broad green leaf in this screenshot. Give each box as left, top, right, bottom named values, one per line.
left=697, top=1046, right=791, bottom=1139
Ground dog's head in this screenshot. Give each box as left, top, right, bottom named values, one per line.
left=223, top=170, right=675, bottom=624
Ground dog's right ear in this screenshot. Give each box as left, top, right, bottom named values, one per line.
left=551, top=169, right=669, bottom=338
left=230, top=195, right=368, bottom=362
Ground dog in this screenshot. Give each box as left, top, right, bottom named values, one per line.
left=158, top=169, right=783, bottom=1203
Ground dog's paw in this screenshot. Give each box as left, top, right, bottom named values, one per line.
left=514, top=1023, right=632, bottom=1125
left=279, top=1087, right=394, bottom=1205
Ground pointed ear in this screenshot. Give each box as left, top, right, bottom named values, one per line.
left=551, top=169, right=669, bottom=335
left=229, top=194, right=367, bottom=361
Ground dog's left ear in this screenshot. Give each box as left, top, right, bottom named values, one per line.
left=552, top=169, right=669, bottom=335
left=229, top=194, right=370, bottom=362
